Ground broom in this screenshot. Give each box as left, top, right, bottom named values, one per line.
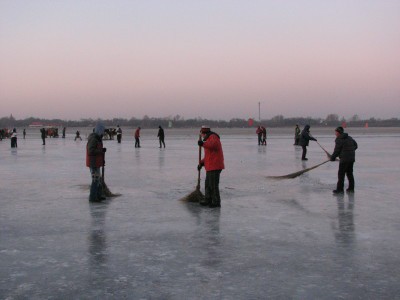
left=266, top=159, right=330, bottom=179
left=316, top=141, right=331, bottom=158
left=179, top=134, right=205, bottom=202
left=309, top=134, right=332, bottom=158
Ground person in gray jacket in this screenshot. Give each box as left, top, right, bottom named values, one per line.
left=299, top=124, right=317, bottom=160
left=330, top=126, right=358, bottom=194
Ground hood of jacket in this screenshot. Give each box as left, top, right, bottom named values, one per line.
left=94, top=123, right=105, bottom=136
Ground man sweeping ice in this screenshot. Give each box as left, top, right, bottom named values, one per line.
left=197, top=126, right=225, bottom=208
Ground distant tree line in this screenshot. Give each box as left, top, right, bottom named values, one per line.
left=1, top=114, right=399, bottom=129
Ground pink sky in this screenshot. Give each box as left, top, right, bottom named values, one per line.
left=1, top=1, right=399, bottom=120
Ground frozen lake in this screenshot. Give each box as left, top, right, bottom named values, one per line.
left=1, top=127, right=400, bottom=299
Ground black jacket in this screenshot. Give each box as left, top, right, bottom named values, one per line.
left=331, top=133, right=358, bottom=162
left=299, top=125, right=317, bottom=146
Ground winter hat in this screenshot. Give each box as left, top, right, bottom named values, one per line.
left=200, top=126, right=210, bottom=134
left=94, top=123, right=105, bottom=136
left=335, top=126, right=344, bottom=134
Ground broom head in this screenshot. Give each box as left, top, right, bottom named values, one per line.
left=179, top=187, right=204, bottom=202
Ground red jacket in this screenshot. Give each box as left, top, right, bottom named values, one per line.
left=86, top=133, right=104, bottom=168
left=135, top=128, right=140, bottom=138
left=201, top=133, right=225, bottom=171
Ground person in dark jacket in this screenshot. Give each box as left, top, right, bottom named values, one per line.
left=74, top=130, right=82, bottom=141
left=261, top=126, right=267, bottom=145
left=62, top=127, right=66, bottom=138
left=40, top=128, right=46, bottom=145
left=157, top=125, right=165, bottom=148
left=10, top=128, right=17, bottom=148
left=294, top=124, right=300, bottom=145
left=256, top=126, right=262, bottom=145
left=86, top=123, right=107, bottom=202
left=330, top=126, right=358, bottom=194
left=299, top=124, right=317, bottom=160
left=197, top=126, right=225, bottom=208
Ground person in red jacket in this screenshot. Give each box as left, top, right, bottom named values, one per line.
left=86, top=123, right=107, bottom=202
left=197, top=126, right=225, bottom=208
left=134, top=126, right=141, bottom=148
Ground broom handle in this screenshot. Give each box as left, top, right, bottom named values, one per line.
left=310, top=134, right=331, bottom=157
left=316, top=141, right=331, bottom=157
left=196, top=134, right=202, bottom=189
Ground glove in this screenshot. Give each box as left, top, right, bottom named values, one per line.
left=314, top=138, right=318, bottom=141
left=197, top=163, right=204, bottom=171
left=330, top=156, right=335, bottom=161
left=102, top=148, right=107, bottom=153
left=198, top=140, right=204, bottom=146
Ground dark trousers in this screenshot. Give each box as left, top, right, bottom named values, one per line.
left=337, top=161, right=355, bottom=191
left=159, top=138, right=165, bottom=148
left=203, top=170, right=222, bottom=206
left=135, top=137, right=140, bottom=148
left=11, top=137, right=17, bottom=148
left=117, top=135, right=121, bottom=143
left=89, top=167, right=104, bottom=202
left=258, top=134, right=262, bottom=145
left=301, top=145, right=307, bottom=159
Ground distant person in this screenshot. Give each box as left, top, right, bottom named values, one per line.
left=116, top=125, right=122, bottom=143
left=10, top=128, right=17, bottom=148
left=299, top=124, right=317, bottom=160
left=75, top=130, right=82, bottom=141
left=261, top=126, right=267, bottom=145
left=86, top=123, right=107, bottom=202
left=40, top=128, right=46, bottom=145
left=23, top=128, right=26, bottom=139
left=157, top=125, right=165, bottom=148
left=197, top=126, right=225, bottom=208
left=134, top=127, right=141, bottom=148
left=294, top=124, right=300, bottom=145
left=62, top=127, right=66, bottom=138
left=256, top=126, right=262, bottom=145
left=330, top=126, right=358, bottom=194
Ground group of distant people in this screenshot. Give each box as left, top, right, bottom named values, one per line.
left=256, top=125, right=267, bottom=145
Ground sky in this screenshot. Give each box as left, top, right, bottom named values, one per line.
left=1, top=0, right=399, bottom=121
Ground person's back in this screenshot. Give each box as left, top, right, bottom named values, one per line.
left=86, top=124, right=106, bottom=202
left=332, top=133, right=358, bottom=162
left=330, top=127, right=358, bottom=193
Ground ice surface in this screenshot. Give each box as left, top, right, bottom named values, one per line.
left=1, top=127, right=400, bottom=299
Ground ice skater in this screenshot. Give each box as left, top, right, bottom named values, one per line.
left=75, top=130, right=82, bottom=141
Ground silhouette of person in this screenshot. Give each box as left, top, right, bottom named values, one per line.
left=157, top=125, right=165, bottom=148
